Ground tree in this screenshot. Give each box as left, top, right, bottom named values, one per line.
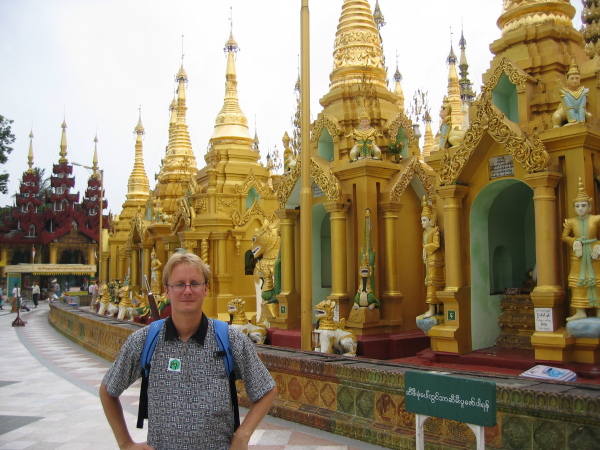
left=0, top=115, right=15, bottom=194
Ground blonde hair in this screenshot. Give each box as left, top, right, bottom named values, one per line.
left=162, top=251, right=210, bottom=286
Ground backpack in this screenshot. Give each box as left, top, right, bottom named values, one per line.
left=136, top=318, right=239, bottom=430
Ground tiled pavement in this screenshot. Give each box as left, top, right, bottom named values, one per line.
left=0, top=302, right=387, bottom=450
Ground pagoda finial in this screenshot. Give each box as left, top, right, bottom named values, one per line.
left=210, top=14, right=250, bottom=142
left=92, top=134, right=99, bottom=177
left=373, top=0, right=385, bottom=30
left=27, top=130, right=34, bottom=173
left=59, top=119, right=68, bottom=164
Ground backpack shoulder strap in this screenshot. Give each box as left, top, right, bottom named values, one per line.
left=137, top=318, right=165, bottom=429
left=213, top=319, right=234, bottom=377
left=141, top=318, right=166, bottom=378
left=212, top=318, right=239, bottom=431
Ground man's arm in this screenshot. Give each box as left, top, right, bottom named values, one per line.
left=99, top=382, right=153, bottom=450
left=230, top=385, right=277, bottom=449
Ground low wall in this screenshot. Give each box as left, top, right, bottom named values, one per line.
left=49, top=303, right=600, bottom=449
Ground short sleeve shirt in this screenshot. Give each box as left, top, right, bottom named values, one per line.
left=103, top=315, right=275, bottom=450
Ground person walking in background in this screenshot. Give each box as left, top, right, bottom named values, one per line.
left=32, top=282, right=40, bottom=308
left=0, top=284, right=4, bottom=310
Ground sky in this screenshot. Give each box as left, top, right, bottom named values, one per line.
left=0, top=0, right=584, bottom=213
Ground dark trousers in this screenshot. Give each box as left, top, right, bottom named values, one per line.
left=33, top=293, right=39, bottom=307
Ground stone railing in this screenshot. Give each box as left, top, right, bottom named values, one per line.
left=49, top=303, right=600, bottom=449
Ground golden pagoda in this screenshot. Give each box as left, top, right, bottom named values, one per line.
left=274, top=0, right=435, bottom=350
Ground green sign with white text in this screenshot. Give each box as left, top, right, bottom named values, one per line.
left=405, top=371, right=497, bottom=427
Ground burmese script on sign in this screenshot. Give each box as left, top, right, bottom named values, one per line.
left=489, top=155, right=514, bottom=179
left=405, top=387, right=491, bottom=412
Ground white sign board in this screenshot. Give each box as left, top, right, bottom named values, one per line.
left=535, top=308, right=554, bottom=332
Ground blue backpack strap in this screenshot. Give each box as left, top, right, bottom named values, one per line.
left=141, top=319, right=166, bottom=378
left=212, top=319, right=239, bottom=431
left=137, top=318, right=165, bottom=429
left=213, top=319, right=234, bottom=377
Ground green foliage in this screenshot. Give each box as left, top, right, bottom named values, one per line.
left=0, top=115, right=15, bottom=194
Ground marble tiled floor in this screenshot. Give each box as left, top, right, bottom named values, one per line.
left=0, top=303, right=387, bottom=450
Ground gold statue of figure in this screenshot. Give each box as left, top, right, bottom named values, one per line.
left=436, top=97, right=465, bottom=150
left=561, top=178, right=600, bottom=321
left=421, top=196, right=444, bottom=318
left=150, top=249, right=162, bottom=294
left=552, top=59, right=592, bottom=128
left=348, top=109, right=382, bottom=162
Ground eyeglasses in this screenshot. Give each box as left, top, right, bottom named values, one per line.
left=168, top=282, right=207, bottom=292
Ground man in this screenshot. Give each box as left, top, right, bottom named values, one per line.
left=32, top=282, right=40, bottom=308
left=89, top=281, right=98, bottom=307
left=100, top=251, right=277, bottom=449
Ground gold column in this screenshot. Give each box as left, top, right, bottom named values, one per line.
left=379, top=201, right=404, bottom=328
left=438, top=185, right=469, bottom=288
left=49, top=243, right=59, bottom=264
left=141, top=245, right=152, bottom=289
left=101, top=252, right=109, bottom=283
left=524, top=172, right=564, bottom=296
left=525, top=171, right=571, bottom=362
left=117, top=250, right=126, bottom=282
left=324, top=201, right=350, bottom=318
left=380, top=201, right=403, bottom=296
left=130, top=246, right=140, bottom=291
left=300, top=0, right=312, bottom=351
left=429, top=184, right=471, bottom=354
left=275, top=209, right=299, bottom=295
left=87, top=245, right=95, bottom=267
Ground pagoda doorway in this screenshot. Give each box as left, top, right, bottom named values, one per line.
left=469, top=179, right=535, bottom=350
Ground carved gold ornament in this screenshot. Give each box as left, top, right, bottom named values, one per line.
left=439, top=91, right=551, bottom=185
left=390, top=156, right=436, bottom=201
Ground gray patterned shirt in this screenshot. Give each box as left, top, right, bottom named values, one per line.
left=103, top=315, right=275, bottom=449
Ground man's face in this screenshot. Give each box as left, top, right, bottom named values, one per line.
left=165, top=263, right=208, bottom=317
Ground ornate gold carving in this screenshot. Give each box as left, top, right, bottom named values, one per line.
left=439, top=91, right=551, bottom=185
left=180, top=239, right=197, bottom=250
left=277, top=160, right=301, bottom=210
left=232, top=198, right=268, bottom=227
left=234, top=169, right=271, bottom=195
left=217, top=197, right=239, bottom=211
left=195, top=196, right=207, bottom=212
left=127, top=213, right=149, bottom=246
left=390, top=156, right=436, bottom=201
left=277, top=157, right=341, bottom=209
left=387, top=112, right=416, bottom=144
left=333, top=32, right=383, bottom=71
left=311, top=114, right=341, bottom=143
left=482, top=58, right=535, bottom=94
left=170, top=197, right=195, bottom=235
left=311, top=158, right=340, bottom=202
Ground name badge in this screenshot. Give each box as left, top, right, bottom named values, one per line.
left=168, top=358, right=182, bottom=372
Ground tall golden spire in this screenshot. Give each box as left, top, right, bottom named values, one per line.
left=330, top=0, right=387, bottom=90
left=210, top=22, right=251, bottom=142
left=59, top=119, right=68, bottom=163
left=126, top=109, right=150, bottom=201
left=393, top=52, right=404, bottom=111
left=153, top=61, right=197, bottom=215
left=27, top=130, right=34, bottom=173
left=499, top=0, right=574, bottom=36
left=446, top=36, right=464, bottom=131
